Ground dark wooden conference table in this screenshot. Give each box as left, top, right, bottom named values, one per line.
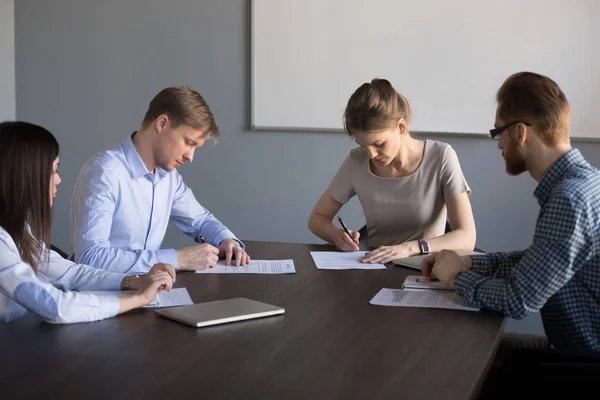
left=1, top=241, right=505, bottom=399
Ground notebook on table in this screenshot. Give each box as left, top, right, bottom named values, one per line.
left=155, top=297, right=285, bottom=328
left=392, top=250, right=485, bottom=270
left=401, top=275, right=452, bottom=291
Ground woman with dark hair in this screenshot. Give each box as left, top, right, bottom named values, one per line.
left=0, top=121, right=175, bottom=323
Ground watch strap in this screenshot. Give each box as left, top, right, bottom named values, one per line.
left=418, top=239, right=430, bottom=255
left=121, top=274, right=139, bottom=290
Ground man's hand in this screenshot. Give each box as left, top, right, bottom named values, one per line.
left=420, top=250, right=472, bottom=288
left=218, top=238, right=251, bottom=266
left=176, top=244, right=220, bottom=271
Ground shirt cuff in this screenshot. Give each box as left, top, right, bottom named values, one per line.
left=454, top=270, right=484, bottom=299
left=98, top=272, right=127, bottom=291
left=232, top=238, right=245, bottom=249
left=102, top=295, right=121, bottom=318
left=213, top=234, right=245, bottom=250
left=470, top=255, right=494, bottom=276
left=156, top=249, right=179, bottom=269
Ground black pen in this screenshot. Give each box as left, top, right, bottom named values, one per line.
left=199, top=236, right=206, bottom=244
left=337, top=216, right=352, bottom=239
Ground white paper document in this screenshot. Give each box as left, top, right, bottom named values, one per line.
left=151, top=288, right=194, bottom=307
left=82, top=287, right=193, bottom=308
left=401, top=275, right=452, bottom=291
left=310, top=251, right=386, bottom=270
left=369, top=288, right=479, bottom=311
left=195, top=260, right=296, bottom=274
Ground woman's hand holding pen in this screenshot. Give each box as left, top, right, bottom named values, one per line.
left=334, top=216, right=360, bottom=251
left=332, top=228, right=360, bottom=251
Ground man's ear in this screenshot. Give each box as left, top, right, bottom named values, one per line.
left=517, top=122, right=528, bottom=146
left=155, top=115, right=169, bottom=134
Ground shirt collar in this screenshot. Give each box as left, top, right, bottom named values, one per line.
left=534, top=148, right=585, bottom=206
left=122, top=132, right=168, bottom=180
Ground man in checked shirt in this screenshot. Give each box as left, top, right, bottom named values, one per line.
left=421, top=72, right=600, bottom=391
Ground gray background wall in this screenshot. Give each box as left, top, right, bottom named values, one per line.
left=15, top=0, right=600, bottom=333
left=0, top=0, right=15, bottom=121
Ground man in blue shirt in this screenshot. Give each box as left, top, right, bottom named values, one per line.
left=422, top=72, right=600, bottom=353
left=71, top=86, right=250, bottom=274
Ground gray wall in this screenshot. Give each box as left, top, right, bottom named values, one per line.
left=0, top=0, right=15, bottom=121
left=15, top=0, right=600, bottom=333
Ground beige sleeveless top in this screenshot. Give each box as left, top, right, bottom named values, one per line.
left=327, top=140, right=471, bottom=248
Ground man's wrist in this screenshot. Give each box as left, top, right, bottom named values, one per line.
left=219, top=238, right=235, bottom=245
left=220, top=237, right=244, bottom=249
left=465, top=255, right=473, bottom=270
left=175, top=250, right=187, bottom=270
left=452, top=271, right=464, bottom=289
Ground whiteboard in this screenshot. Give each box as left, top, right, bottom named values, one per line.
left=251, top=0, right=600, bottom=139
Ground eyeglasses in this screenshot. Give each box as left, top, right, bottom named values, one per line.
left=489, top=121, right=531, bottom=140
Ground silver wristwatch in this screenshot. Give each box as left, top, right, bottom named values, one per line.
left=121, top=274, right=139, bottom=290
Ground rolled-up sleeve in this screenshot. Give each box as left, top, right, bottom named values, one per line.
left=469, top=250, right=526, bottom=277
left=455, top=196, right=591, bottom=320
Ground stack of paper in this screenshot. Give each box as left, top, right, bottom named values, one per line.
left=82, top=287, right=194, bottom=308
left=370, top=288, right=479, bottom=312
left=401, top=275, right=452, bottom=291
left=195, top=260, right=296, bottom=274
left=310, top=251, right=386, bottom=270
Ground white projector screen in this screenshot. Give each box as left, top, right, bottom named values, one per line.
left=251, top=0, right=600, bottom=139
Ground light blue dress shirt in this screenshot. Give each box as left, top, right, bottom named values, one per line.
left=71, top=133, right=242, bottom=274
left=0, top=226, right=122, bottom=324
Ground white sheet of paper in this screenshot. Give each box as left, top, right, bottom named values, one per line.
left=401, top=275, right=452, bottom=291
left=82, top=287, right=193, bottom=308
left=310, top=251, right=386, bottom=270
left=369, top=288, right=479, bottom=311
left=152, top=288, right=194, bottom=307
left=195, top=260, right=296, bottom=274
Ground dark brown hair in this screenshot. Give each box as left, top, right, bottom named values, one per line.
left=0, top=121, right=59, bottom=271
left=343, top=78, right=411, bottom=136
left=141, top=86, right=220, bottom=139
left=496, top=72, right=570, bottom=145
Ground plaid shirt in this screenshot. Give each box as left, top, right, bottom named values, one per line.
left=455, top=149, right=600, bottom=351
